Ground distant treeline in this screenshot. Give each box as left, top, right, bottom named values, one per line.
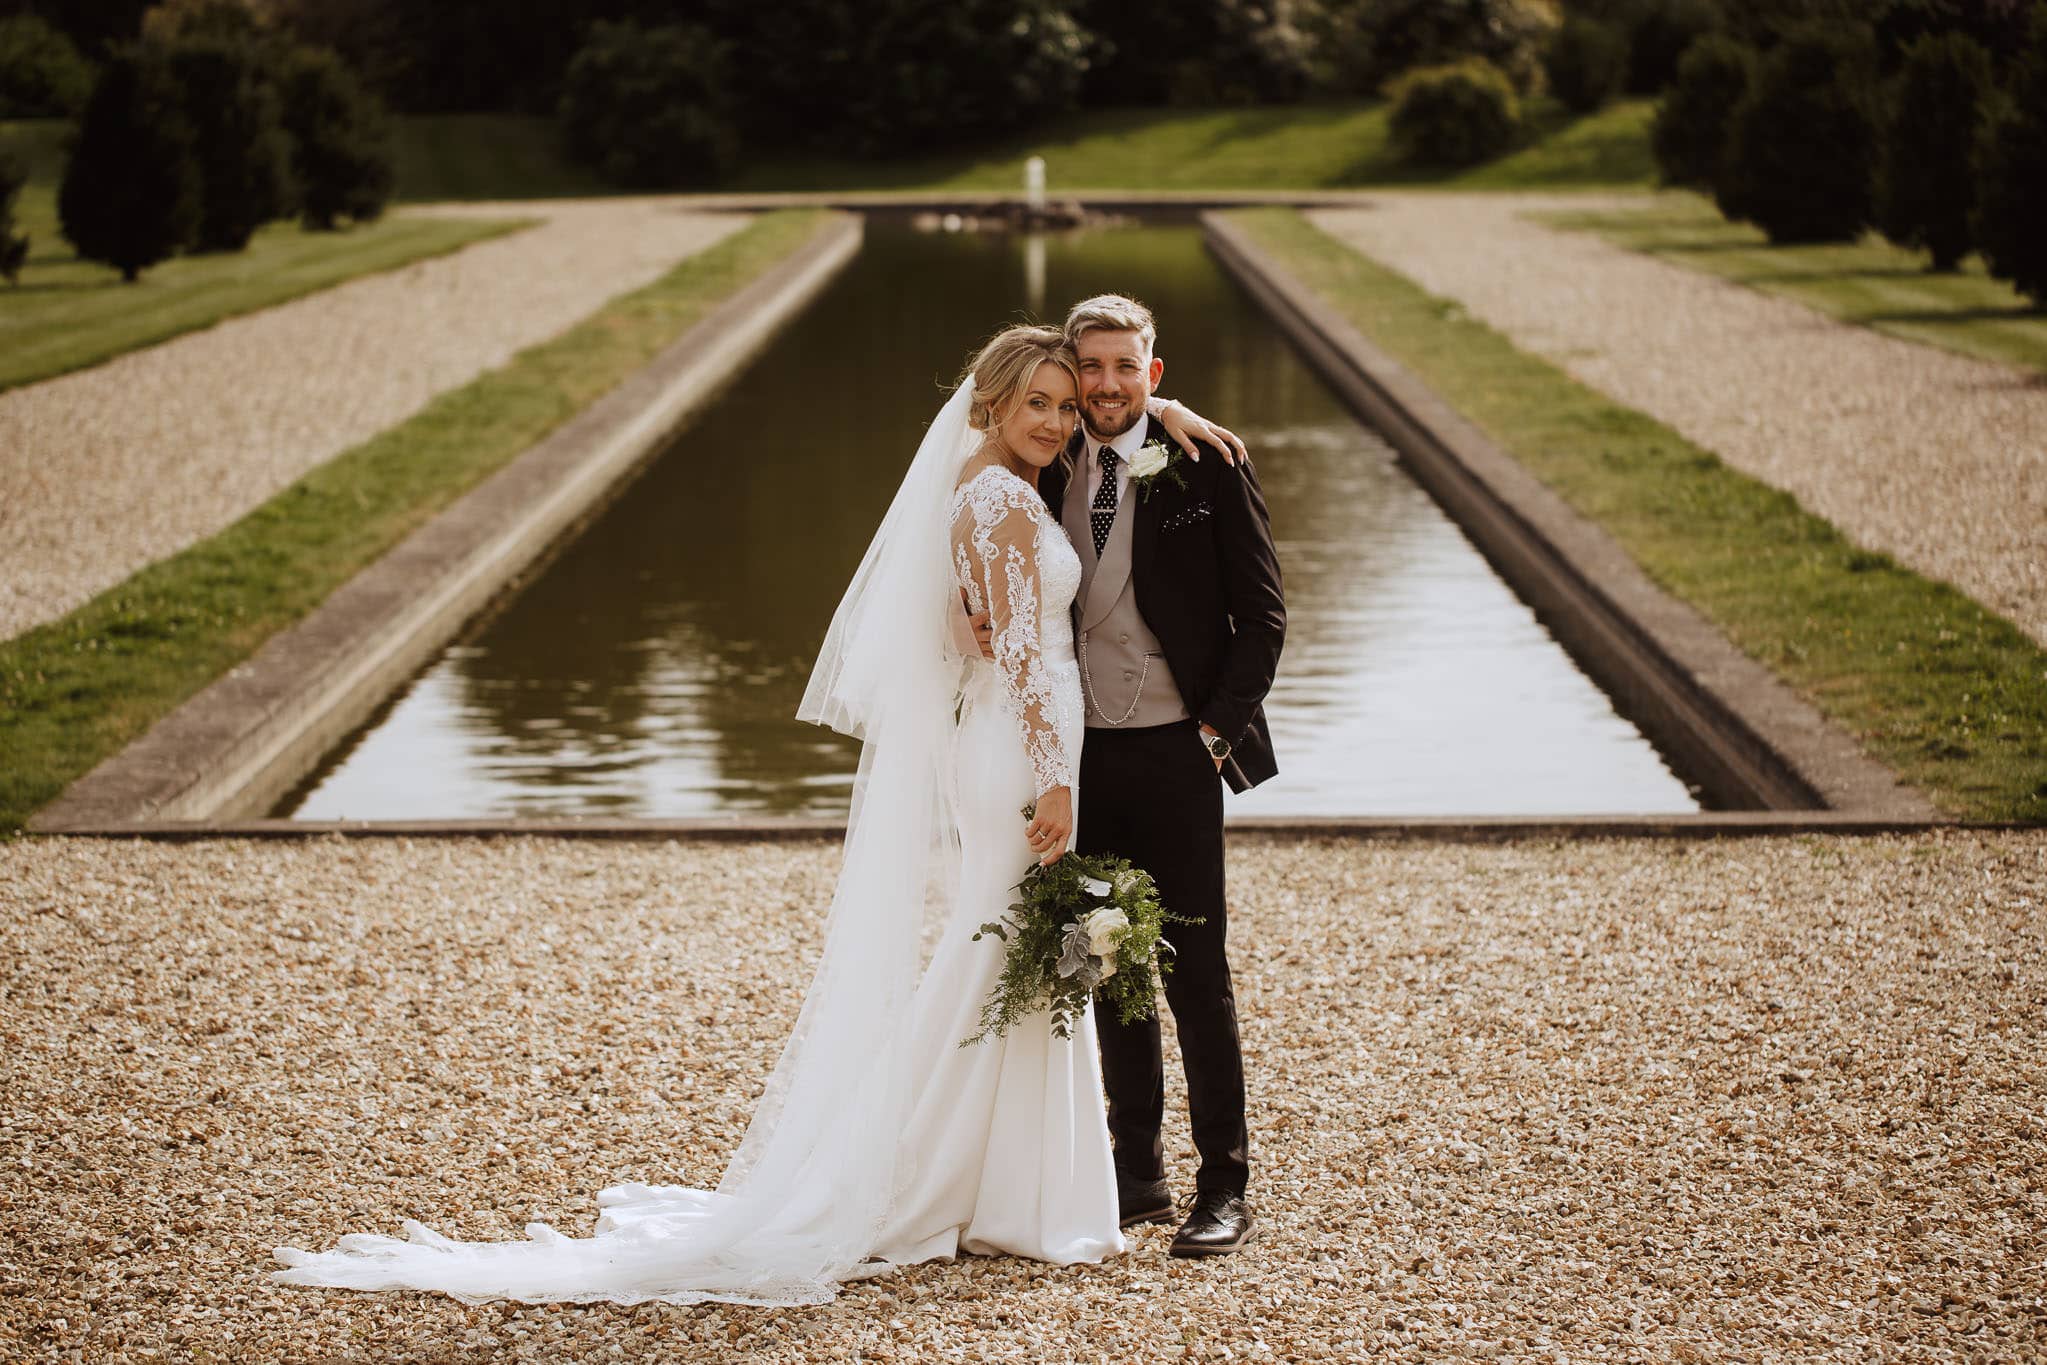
left=8, top=3, right=2035, bottom=144
left=4, top=0, right=2041, bottom=299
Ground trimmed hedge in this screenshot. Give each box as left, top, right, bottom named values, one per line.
left=1388, top=57, right=1522, bottom=167
left=57, top=46, right=201, bottom=281
left=1878, top=31, right=1994, bottom=272
left=1974, top=8, right=2047, bottom=307
left=1650, top=33, right=1755, bottom=189
left=1718, top=23, right=1881, bottom=243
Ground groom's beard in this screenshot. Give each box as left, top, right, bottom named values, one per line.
left=1083, top=393, right=1146, bottom=441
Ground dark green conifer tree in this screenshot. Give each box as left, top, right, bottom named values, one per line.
left=57, top=47, right=200, bottom=282
left=278, top=45, right=393, bottom=229
left=1878, top=31, right=1994, bottom=272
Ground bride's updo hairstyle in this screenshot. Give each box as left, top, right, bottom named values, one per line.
left=962, top=325, right=1079, bottom=432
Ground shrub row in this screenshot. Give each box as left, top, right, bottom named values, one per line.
left=55, top=14, right=393, bottom=282
left=1650, top=5, right=2047, bottom=303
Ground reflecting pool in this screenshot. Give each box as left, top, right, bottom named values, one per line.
left=281, top=223, right=1699, bottom=819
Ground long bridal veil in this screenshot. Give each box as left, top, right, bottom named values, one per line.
left=272, top=383, right=983, bottom=1307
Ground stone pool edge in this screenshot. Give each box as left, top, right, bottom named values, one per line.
left=30, top=211, right=865, bottom=834
left=1199, top=209, right=1937, bottom=820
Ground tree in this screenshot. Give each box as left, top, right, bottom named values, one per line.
left=164, top=34, right=294, bottom=251
left=1973, top=6, right=2047, bottom=306
left=1717, top=23, right=1882, bottom=242
left=57, top=46, right=200, bottom=280
left=0, top=148, right=29, bottom=283
left=1878, top=31, right=1994, bottom=270
left=1076, top=0, right=1309, bottom=105
left=141, top=0, right=266, bottom=45
left=1651, top=34, right=1756, bottom=188
left=13, top=0, right=155, bottom=62
left=1314, top=0, right=1557, bottom=95
left=1621, top=0, right=1720, bottom=93
left=277, top=43, right=392, bottom=227
left=558, top=21, right=735, bottom=190
left=727, top=0, right=1093, bottom=158
left=1545, top=15, right=1630, bottom=113
left=0, top=12, right=95, bottom=116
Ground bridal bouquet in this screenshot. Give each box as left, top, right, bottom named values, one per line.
left=961, top=838, right=1198, bottom=1047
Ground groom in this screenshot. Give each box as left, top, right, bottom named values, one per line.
left=975, top=295, right=1285, bottom=1256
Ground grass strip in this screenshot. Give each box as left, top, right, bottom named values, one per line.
left=0, top=208, right=832, bottom=835
left=726, top=99, right=1658, bottom=195
left=0, top=121, right=527, bottom=392
left=1539, top=192, right=2047, bottom=375
left=1226, top=207, right=2047, bottom=821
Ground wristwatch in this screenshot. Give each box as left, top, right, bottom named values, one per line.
left=1202, top=729, right=1232, bottom=761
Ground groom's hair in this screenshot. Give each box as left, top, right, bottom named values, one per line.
left=1064, top=294, right=1156, bottom=354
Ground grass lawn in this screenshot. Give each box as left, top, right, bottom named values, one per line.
left=1226, top=207, right=2047, bottom=822
left=726, top=98, right=1658, bottom=193
left=391, top=113, right=609, bottom=201
left=387, top=100, right=1657, bottom=201
left=0, top=208, right=834, bottom=836
left=1540, top=192, right=2047, bottom=375
left=0, top=120, right=528, bottom=392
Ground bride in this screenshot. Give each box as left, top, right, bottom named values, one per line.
left=272, top=325, right=1241, bottom=1306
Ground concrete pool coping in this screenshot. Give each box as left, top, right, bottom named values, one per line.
left=30, top=199, right=1945, bottom=838
left=30, top=211, right=865, bottom=834
left=1200, top=210, right=1936, bottom=820
left=36, top=812, right=1963, bottom=841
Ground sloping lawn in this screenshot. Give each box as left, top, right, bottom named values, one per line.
left=384, top=101, right=1657, bottom=200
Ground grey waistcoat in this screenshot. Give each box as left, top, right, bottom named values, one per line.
left=1062, top=460, right=1191, bottom=729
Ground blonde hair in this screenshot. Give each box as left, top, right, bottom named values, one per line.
left=962, top=325, right=1079, bottom=432
left=1063, top=294, right=1157, bottom=354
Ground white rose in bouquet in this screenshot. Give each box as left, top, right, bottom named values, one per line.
left=1082, top=905, right=1130, bottom=958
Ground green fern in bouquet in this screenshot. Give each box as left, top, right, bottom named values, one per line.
left=961, top=831, right=1200, bottom=1047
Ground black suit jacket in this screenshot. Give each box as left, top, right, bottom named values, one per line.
left=1042, top=415, right=1286, bottom=793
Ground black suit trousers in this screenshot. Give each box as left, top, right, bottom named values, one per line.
left=1080, top=718, right=1249, bottom=1198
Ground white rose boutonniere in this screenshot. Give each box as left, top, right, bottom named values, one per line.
left=1128, top=438, right=1187, bottom=502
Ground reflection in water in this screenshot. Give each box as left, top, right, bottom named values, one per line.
left=282, top=224, right=1698, bottom=819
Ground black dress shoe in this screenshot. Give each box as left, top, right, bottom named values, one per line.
left=1117, top=1176, right=1175, bottom=1229
left=1169, top=1189, right=1254, bottom=1257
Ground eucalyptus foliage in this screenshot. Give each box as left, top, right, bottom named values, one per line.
left=962, top=848, right=1198, bottom=1048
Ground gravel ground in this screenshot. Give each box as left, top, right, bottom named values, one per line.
left=1309, top=196, right=2047, bottom=648
left=3, top=831, right=2042, bottom=1362
left=0, top=201, right=747, bottom=645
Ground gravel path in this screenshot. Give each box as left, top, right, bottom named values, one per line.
left=3, top=832, right=2041, bottom=1361
left=0, top=201, right=747, bottom=645
left=1309, top=195, right=2047, bottom=647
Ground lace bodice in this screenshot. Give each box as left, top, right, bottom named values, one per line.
left=948, top=464, right=1081, bottom=797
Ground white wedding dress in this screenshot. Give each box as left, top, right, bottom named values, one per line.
left=271, top=386, right=1122, bottom=1305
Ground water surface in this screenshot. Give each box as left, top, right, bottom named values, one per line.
left=282, top=224, right=1698, bottom=819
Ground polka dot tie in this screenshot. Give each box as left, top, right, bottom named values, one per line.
left=1090, top=450, right=1119, bottom=556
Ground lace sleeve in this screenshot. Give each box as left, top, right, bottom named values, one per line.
left=952, top=474, right=1072, bottom=797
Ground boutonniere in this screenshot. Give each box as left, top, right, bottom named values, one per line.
left=1126, top=438, right=1187, bottom=503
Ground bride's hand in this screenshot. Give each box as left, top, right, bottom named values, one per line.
left=1157, top=398, right=1250, bottom=467
left=1026, top=787, right=1073, bottom=866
